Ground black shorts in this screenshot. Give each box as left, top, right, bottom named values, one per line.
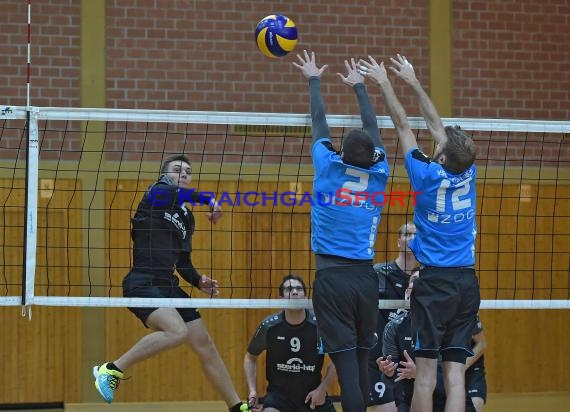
left=368, top=367, right=395, bottom=406
left=122, top=271, right=201, bottom=327
left=466, top=364, right=487, bottom=402
left=312, top=264, right=379, bottom=353
left=262, top=391, right=336, bottom=412
left=411, top=267, right=480, bottom=359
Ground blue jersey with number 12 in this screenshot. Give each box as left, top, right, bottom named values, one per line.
left=311, top=138, right=389, bottom=260
left=405, top=147, right=477, bottom=267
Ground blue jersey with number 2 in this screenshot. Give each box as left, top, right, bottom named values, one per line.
left=405, top=147, right=477, bottom=266
left=311, top=138, right=389, bottom=260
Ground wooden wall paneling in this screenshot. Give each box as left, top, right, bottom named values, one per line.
left=96, top=176, right=570, bottom=401
left=0, top=179, right=82, bottom=403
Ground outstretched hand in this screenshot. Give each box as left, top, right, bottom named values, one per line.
left=337, top=58, right=364, bottom=87
left=358, top=55, right=389, bottom=86
left=388, top=54, right=418, bottom=86
left=198, top=275, right=219, bottom=296
left=292, top=50, right=328, bottom=79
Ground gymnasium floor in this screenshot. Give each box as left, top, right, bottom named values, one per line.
left=3, top=393, right=569, bottom=412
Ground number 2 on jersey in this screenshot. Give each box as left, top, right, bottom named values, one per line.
left=341, top=169, right=370, bottom=202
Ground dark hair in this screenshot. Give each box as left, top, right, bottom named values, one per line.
left=342, top=129, right=375, bottom=169
left=160, top=154, right=191, bottom=174
left=278, top=274, right=307, bottom=297
left=441, top=126, right=476, bottom=174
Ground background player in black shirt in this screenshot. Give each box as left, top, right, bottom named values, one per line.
left=368, top=222, right=417, bottom=412
left=379, top=272, right=486, bottom=412
left=93, top=154, right=249, bottom=412
left=244, top=274, right=336, bottom=412
left=464, top=319, right=487, bottom=412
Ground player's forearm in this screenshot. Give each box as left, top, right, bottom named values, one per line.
left=376, top=80, right=416, bottom=155
left=177, top=262, right=202, bottom=287
left=243, top=354, right=258, bottom=392
left=309, top=76, right=330, bottom=145
left=409, top=81, right=447, bottom=145
left=319, top=363, right=336, bottom=391
left=353, top=83, right=382, bottom=148
left=466, top=333, right=486, bottom=369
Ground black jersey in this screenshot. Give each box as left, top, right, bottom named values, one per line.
left=468, top=316, right=485, bottom=370
left=247, top=310, right=325, bottom=404
left=130, top=175, right=212, bottom=286
left=370, top=261, right=410, bottom=366
left=382, top=312, right=415, bottom=406
left=384, top=313, right=482, bottom=410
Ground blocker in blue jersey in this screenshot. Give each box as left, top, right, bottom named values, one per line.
left=360, top=53, right=480, bottom=412
left=293, top=50, right=389, bottom=412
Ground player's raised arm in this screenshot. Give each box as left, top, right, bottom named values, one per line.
left=337, top=58, right=383, bottom=149
left=389, top=54, right=447, bottom=146
left=360, top=56, right=417, bottom=156
left=293, top=50, right=329, bottom=146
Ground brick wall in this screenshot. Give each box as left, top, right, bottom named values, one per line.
left=2, top=1, right=567, bottom=118
left=454, top=0, right=570, bottom=119
left=1, top=1, right=567, bottom=165
left=105, top=0, right=428, bottom=115
left=0, top=0, right=80, bottom=108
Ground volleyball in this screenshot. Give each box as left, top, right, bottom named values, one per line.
left=254, top=14, right=298, bottom=58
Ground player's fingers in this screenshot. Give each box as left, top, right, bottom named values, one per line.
left=351, top=57, right=358, bottom=70
left=368, top=55, right=379, bottom=66
left=390, top=57, right=401, bottom=68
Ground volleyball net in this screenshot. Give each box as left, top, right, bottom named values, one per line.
left=1, top=106, right=569, bottom=310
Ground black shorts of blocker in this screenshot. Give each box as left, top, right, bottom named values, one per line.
left=312, top=264, right=379, bottom=353
left=411, top=266, right=480, bottom=360
left=122, top=271, right=201, bottom=327
left=262, top=391, right=336, bottom=412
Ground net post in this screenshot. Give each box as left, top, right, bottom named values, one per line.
left=22, top=107, right=39, bottom=314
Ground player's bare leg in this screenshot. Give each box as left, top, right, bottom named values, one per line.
left=114, top=307, right=189, bottom=370
left=411, top=357, right=437, bottom=412
left=186, top=318, right=242, bottom=407
left=443, top=361, right=466, bottom=412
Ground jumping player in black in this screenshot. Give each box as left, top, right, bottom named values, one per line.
left=244, top=274, right=336, bottom=412
left=93, top=154, right=249, bottom=412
